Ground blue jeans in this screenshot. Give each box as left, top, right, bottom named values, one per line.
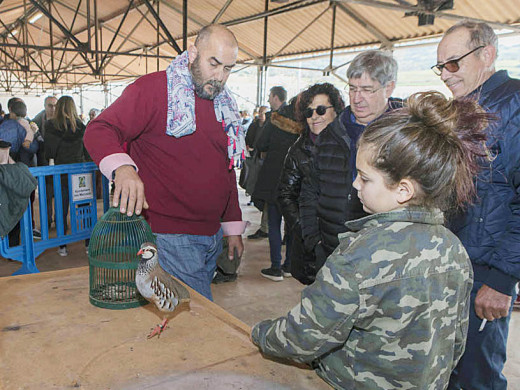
left=156, top=229, right=223, bottom=301
left=448, top=280, right=516, bottom=390
left=267, top=203, right=291, bottom=270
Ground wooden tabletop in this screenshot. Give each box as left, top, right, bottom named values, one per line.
left=0, top=266, right=331, bottom=389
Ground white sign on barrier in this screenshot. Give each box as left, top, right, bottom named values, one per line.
left=71, top=173, right=94, bottom=202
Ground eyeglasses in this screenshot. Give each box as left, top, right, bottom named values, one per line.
left=303, top=105, right=333, bottom=118
left=345, top=84, right=384, bottom=97
left=431, top=45, right=485, bottom=76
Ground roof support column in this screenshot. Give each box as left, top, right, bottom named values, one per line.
left=257, top=66, right=268, bottom=109
left=328, top=2, right=337, bottom=75
left=156, top=0, right=160, bottom=70
left=257, top=0, right=269, bottom=107
left=94, top=0, right=100, bottom=74
left=48, top=0, right=55, bottom=83
left=182, top=0, right=187, bottom=51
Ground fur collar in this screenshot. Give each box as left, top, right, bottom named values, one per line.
left=271, top=112, right=304, bottom=135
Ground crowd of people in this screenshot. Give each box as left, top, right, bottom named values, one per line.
left=0, top=95, right=101, bottom=254
left=248, top=20, right=520, bottom=390
left=2, top=19, right=519, bottom=390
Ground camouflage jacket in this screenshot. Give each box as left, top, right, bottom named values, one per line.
left=252, top=208, right=473, bottom=389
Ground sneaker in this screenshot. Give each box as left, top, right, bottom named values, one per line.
left=282, top=265, right=292, bottom=278
left=212, top=269, right=238, bottom=284
left=514, top=296, right=520, bottom=311
left=248, top=229, right=268, bottom=239
left=261, top=267, right=283, bottom=281
left=33, top=229, right=42, bottom=239
left=57, top=246, right=68, bottom=257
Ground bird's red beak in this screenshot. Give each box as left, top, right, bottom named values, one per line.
left=137, top=249, right=143, bottom=256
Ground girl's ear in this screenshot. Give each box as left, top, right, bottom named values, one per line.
left=396, top=178, right=415, bottom=204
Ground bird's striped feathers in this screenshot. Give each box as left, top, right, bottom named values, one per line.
left=150, top=275, right=190, bottom=312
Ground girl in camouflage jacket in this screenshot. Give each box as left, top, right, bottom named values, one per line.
left=252, top=91, right=491, bottom=390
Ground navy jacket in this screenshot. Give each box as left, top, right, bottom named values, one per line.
left=449, top=70, right=520, bottom=296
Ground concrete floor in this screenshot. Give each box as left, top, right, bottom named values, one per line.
left=1, top=185, right=520, bottom=388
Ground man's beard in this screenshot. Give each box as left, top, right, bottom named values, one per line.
left=191, top=56, right=224, bottom=100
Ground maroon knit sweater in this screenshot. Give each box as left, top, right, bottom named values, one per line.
left=84, top=71, right=242, bottom=235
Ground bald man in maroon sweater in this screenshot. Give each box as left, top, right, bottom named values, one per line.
left=84, top=25, right=245, bottom=300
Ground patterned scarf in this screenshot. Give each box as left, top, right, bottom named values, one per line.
left=165, top=51, right=245, bottom=167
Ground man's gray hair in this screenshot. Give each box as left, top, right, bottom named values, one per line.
left=347, top=50, right=398, bottom=86
left=445, top=20, right=498, bottom=57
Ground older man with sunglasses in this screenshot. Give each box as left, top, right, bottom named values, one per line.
left=302, top=50, right=402, bottom=275
left=434, top=20, right=520, bottom=390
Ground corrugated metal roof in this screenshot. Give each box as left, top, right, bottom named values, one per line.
left=0, top=0, right=519, bottom=91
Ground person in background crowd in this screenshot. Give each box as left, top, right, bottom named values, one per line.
left=84, top=24, right=246, bottom=301
left=88, top=108, right=100, bottom=122
left=44, top=96, right=88, bottom=257
left=278, top=83, right=344, bottom=285
left=0, top=99, right=39, bottom=164
left=245, top=106, right=268, bottom=151
left=253, top=88, right=301, bottom=281
left=0, top=99, right=39, bottom=246
left=33, top=96, right=58, bottom=229
left=249, top=88, right=288, bottom=242
left=240, top=109, right=252, bottom=131
left=33, top=96, right=57, bottom=142
left=244, top=105, right=268, bottom=207
left=4, top=98, right=22, bottom=120
left=252, top=91, right=490, bottom=390
left=11, top=100, right=41, bottom=237
left=306, top=50, right=401, bottom=277
left=11, top=100, right=40, bottom=167
left=433, top=20, right=520, bottom=390
left=86, top=107, right=103, bottom=202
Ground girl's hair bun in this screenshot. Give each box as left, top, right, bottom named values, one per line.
left=360, top=91, right=492, bottom=211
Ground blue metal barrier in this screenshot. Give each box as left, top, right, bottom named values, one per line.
left=0, top=162, right=110, bottom=275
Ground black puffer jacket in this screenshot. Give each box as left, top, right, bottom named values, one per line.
left=253, top=103, right=301, bottom=208
left=312, top=100, right=402, bottom=267
left=313, top=108, right=365, bottom=266
left=278, top=130, right=319, bottom=284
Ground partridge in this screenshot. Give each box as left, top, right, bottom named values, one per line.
left=136, top=242, right=190, bottom=339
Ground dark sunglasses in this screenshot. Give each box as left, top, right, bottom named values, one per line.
left=431, top=45, right=485, bottom=76
left=304, top=105, right=333, bottom=118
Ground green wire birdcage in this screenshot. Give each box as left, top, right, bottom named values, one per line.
left=88, top=207, right=155, bottom=309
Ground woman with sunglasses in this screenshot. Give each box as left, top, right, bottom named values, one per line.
left=278, top=83, right=345, bottom=285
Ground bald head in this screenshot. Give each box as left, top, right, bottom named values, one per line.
left=188, top=24, right=238, bottom=100
left=195, top=24, right=238, bottom=50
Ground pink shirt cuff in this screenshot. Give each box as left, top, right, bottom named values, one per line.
left=221, top=221, right=249, bottom=236
left=99, top=153, right=138, bottom=180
